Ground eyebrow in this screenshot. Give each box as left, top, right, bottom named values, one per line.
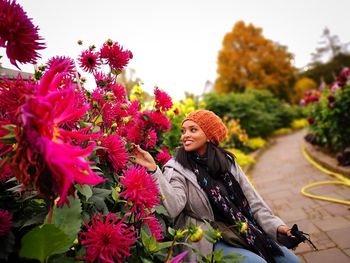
left=182, top=125, right=198, bottom=129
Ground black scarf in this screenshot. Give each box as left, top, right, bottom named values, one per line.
left=189, top=153, right=283, bottom=263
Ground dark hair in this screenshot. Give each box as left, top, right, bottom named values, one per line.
left=175, top=142, right=235, bottom=174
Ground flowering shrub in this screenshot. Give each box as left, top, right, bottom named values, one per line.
left=0, top=1, right=246, bottom=262
left=303, top=68, right=350, bottom=166
left=222, top=117, right=250, bottom=152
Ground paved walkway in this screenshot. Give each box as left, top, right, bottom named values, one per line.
left=249, top=129, right=350, bottom=263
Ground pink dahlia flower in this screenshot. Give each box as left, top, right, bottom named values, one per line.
left=13, top=61, right=104, bottom=206
left=146, top=111, right=171, bottom=131
left=80, top=213, right=137, bottom=263
left=143, top=214, right=164, bottom=241
left=0, top=0, right=45, bottom=68
left=100, top=134, right=129, bottom=171
left=144, top=128, right=157, bottom=149
left=119, top=166, right=160, bottom=216
left=155, top=146, right=171, bottom=165
left=0, top=209, right=12, bottom=236
left=42, top=139, right=104, bottom=207
left=78, top=49, right=100, bottom=73
left=100, top=40, right=133, bottom=71
left=154, top=87, right=173, bottom=111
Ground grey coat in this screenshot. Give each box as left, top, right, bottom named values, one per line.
left=153, top=158, right=285, bottom=262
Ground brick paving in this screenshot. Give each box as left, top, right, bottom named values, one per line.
left=248, top=129, right=350, bottom=263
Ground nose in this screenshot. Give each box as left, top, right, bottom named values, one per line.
left=181, top=131, right=190, bottom=139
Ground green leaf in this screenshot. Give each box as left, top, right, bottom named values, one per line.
left=20, top=224, right=71, bottom=263
left=75, top=184, right=93, bottom=201
left=92, top=187, right=112, bottom=198
left=45, top=196, right=82, bottom=241
left=156, top=241, right=173, bottom=251
left=0, top=124, right=17, bottom=144
left=111, top=187, right=120, bottom=202
left=141, top=258, right=154, bottom=263
left=154, top=205, right=169, bottom=216
left=21, top=212, right=47, bottom=229
left=168, top=227, right=176, bottom=237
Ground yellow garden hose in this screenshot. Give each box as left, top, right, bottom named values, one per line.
left=301, top=143, right=350, bottom=206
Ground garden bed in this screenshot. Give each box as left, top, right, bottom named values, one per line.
left=303, top=141, right=350, bottom=178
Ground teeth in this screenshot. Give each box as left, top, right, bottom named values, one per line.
left=184, top=141, right=191, bottom=146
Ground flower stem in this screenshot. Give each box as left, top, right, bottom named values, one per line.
left=47, top=199, right=54, bottom=224
left=164, top=238, right=176, bottom=263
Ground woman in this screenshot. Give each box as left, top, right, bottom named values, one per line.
left=131, top=109, right=301, bottom=263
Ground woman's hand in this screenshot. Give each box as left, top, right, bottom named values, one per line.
left=277, top=225, right=292, bottom=236
left=130, top=144, right=157, bottom=172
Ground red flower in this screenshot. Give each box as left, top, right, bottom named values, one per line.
left=145, top=129, right=157, bottom=149
left=78, top=49, right=100, bottom=73
left=0, top=76, right=34, bottom=123
left=12, top=62, right=104, bottom=206
left=94, top=72, right=116, bottom=89
left=119, top=166, right=160, bottom=216
left=0, top=209, right=12, bottom=236
left=80, top=213, right=137, bottom=263
left=100, top=40, right=133, bottom=71
left=156, top=146, right=171, bottom=165
left=154, top=87, right=173, bottom=111
left=0, top=0, right=45, bottom=68
left=100, top=134, right=129, bottom=171
left=42, top=139, right=104, bottom=207
left=146, top=111, right=171, bottom=131
left=143, top=215, right=164, bottom=241
left=111, top=83, right=127, bottom=100
left=0, top=159, right=12, bottom=183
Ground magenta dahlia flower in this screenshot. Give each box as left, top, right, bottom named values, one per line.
left=143, top=215, right=164, bottom=241
left=154, top=87, right=173, bottom=111
left=119, top=166, right=160, bottom=216
left=0, top=160, right=12, bottom=183
left=0, top=0, right=45, bottom=68
left=78, top=49, right=100, bottom=73
left=12, top=60, right=104, bottom=206
left=144, top=128, right=157, bottom=149
left=100, top=40, right=133, bottom=71
left=155, top=146, right=171, bottom=165
left=94, top=72, right=116, bottom=89
left=80, top=213, right=137, bottom=263
left=0, top=76, right=34, bottom=123
left=100, top=134, right=129, bottom=171
left=145, top=111, right=171, bottom=131
left=0, top=209, right=12, bottom=236
left=41, top=139, right=104, bottom=207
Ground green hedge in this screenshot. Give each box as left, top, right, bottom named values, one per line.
left=203, top=89, right=301, bottom=138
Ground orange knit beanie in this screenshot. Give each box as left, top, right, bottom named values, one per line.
left=181, top=109, right=228, bottom=145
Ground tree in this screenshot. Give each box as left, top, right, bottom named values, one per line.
left=302, top=53, right=350, bottom=85
left=215, top=21, right=295, bottom=101
left=310, top=27, right=349, bottom=66
left=300, top=28, right=350, bottom=85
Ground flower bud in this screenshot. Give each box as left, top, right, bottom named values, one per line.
left=189, top=226, right=204, bottom=242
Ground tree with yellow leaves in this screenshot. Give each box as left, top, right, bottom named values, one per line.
left=215, top=21, right=295, bottom=101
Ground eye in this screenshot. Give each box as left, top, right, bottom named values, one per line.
left=191, top=127, right=197, bottom=132
left=181, top=129, right=186, bottom=134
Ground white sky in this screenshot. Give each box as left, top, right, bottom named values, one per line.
left=1, top=0, right=349, bottom=100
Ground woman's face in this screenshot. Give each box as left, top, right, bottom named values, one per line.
left=181, top=120, right=208, bottom=156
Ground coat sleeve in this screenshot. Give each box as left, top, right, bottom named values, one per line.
left=233, top=163, right=285, bottom=240
left=152, top=166, right=188, bottom=219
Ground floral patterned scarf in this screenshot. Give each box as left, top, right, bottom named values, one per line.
left=190, top=154, right=283, bottom=263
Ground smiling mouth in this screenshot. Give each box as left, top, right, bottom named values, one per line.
left=184, top=141, right=192, bottom=146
